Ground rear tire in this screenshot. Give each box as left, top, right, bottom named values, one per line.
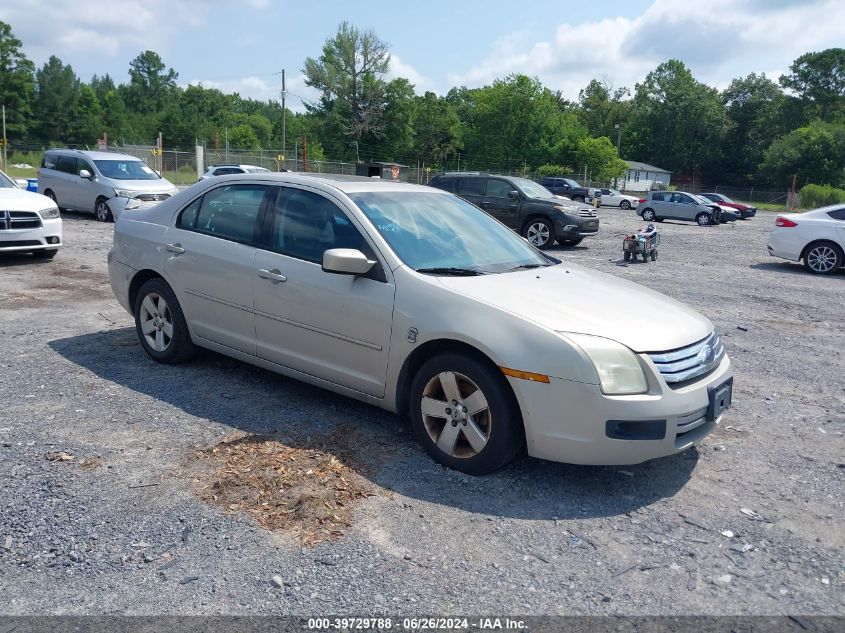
left=623, top=252, right=631, bottom=262
left=651, top=249, right=658, bottom=261
left=803, top=241, right=843, bottom=275
left=133, top=278, right=196, bottom=364
left=620, top=200, right=631, bottom=210
left=641, top=208, right=656, bottom=221
left=409, top=353, right=524, bottom=475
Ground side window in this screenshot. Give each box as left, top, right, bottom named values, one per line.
left=41, top=153, right=57, bottom=169
left=826, top=208, right=845, bottom=220
left=56, top=156, right=78, bottom=174
left=214, top=167, right=241, bottom=176
left=78, top=160, right=94, bottom=175
left=176, top=197, right=203, bottom=229
left=193, top=184, right=268, bottom=244
left=651, top=192, right=664, bottom=202
left=457, top=177, right=485, bottom=196
left=270, top=188, right=373, bottom=263
left=486, top=179, right=513, bottom=199
left=435, top=177, right=455, bottom=192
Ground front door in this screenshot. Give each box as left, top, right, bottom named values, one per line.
left=163, top=183, right=271, bottom=355
left=456, top=177, right=485, bottom=209
left=253, top=185, right=395, bottom=397
left=670, top=193, right=698, bottom=221
left=481, top=178, right=520, bottom=228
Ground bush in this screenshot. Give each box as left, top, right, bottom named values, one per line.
left=800, top=183, right=845, bottom=208
left=537, top=164, right=569, bottom=177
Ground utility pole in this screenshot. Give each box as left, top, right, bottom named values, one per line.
left=615, top=123, right=621, bottom=154
left=281, top=69, right=286, bottom=169
left=1, top=105, right=7, bottom=172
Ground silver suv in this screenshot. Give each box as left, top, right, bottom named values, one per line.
left=637, top=191, right=722, bottom=226
left=38, top=149, right=178, bottom=222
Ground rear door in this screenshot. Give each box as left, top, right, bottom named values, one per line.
left=162, top=182, right=272, bottom=355
left=827, top=207, right=845, bottom=249
left=456, top=177, right=485, bottom=209
left=481, top=177, right=520, bottom=228
left=52, top=156, right=79, bottom=209
left=252, top=185, right=395, bottom=397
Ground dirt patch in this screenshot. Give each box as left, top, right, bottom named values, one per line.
left=189, top=427, right=387, bottom=546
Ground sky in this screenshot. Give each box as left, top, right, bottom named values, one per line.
left=1, top=0, right=843, bottom=111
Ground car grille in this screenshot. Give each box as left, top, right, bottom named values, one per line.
left=578, top=209, right=598, bottom=218
left=646, top=332, right=725, bottom=385
left=0, top=210, right=43, bottom=231
left=0, top=240, right=41, bottom=247
left=136, top=193, right=171, bottom=202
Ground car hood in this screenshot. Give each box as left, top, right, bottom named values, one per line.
left=0, top=188, right=56, bottom=212
left=103, top=178, right=176, bottom=193
left=437, top=264, right=713, bottom=352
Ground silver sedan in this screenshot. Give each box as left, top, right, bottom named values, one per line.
left=108, top=173, right=733, bottom=474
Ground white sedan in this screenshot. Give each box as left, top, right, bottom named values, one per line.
left=767, top=204, right=845, bottom=274
left=0, top=170, right=62, bottom=259
left=598, top=188, right=640, bottom=210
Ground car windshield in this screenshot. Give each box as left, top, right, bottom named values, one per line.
left=0, top=171, right=17, bottom=189
left=512, top=178, right=554, bottom=199
left=350, top=191, right=552, bottom=274
left=608, top=189, right=621, bottom=196
left=692, top=194, right=714, bottom=205
left=94, top=159, right=160, bottom=180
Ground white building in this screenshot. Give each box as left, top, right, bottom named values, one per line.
left=619, top=161, right=672, bottom=192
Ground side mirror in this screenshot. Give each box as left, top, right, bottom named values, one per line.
left=322, top=248, right=375, bottom=275
left=508, top=190, right=520, bottom=200
left=79, top=169, right=93, bottom=180
left=15, top=178, right=29, bottom=189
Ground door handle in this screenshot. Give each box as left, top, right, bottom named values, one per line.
left=258, top=268, right=287, bottom=283
left=165, top=243, right=185, bottom=254
left=480, top=200, right=490, bottom=206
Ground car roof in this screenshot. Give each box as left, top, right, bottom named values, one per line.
left=209, top=172, right=440, bottom=194
left=47, top=148, right=142, bottom=161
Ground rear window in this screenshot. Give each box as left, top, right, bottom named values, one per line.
left=651, top=192, right=665, bottom=201
left=41, top=153, right=58, bottom=169
left=55, top=156, right=77, bottom=174
left=827, top=208, right=845, bottom=220
left=428, top=176, right=455, bottom=192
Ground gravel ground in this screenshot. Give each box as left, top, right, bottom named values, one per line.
left=1, top=206, right=843, bottom=616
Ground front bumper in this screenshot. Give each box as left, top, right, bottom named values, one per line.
left=0, top=218, right=62, bottom=252
left=556, top=216, right=600, bottom=239
left=109, top=196, right=167, bottom=221
left=510, top=354, right=732, bottom=465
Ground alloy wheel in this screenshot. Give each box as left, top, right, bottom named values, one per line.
left=139, top=292, right=174, bottom=352
left=526, top=222, right=550, bottom=247
left=96, top=200, right=111, bottom=222
left=807, top=245, right=838, bottom=273
left=420, top=371, right=491, bottom=459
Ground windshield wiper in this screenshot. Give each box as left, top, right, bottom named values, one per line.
left=416, top=267, right=486, bottom=276
left=508, top=263, right=551, bottom=271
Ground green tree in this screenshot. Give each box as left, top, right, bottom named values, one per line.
left=0, top=21, right=35, bottom=139
left=125, top=50, right=179, bottom=115
left=780, top=48, right=845, bottom=121
left=228, top=124, right=260, bottom=149
left=577, top=79, right=630, bottom=142
left=760, top=120, right=845, bottom=187
left=68, top=84, right=103, bottom=146
left=374, top=77, right=415, bottom=160
left=574, top=136, right=627, bottom=182
left=412, top=91, right=461, bottom=165
left=721, top=73, right=787, bottom=183
left=303, top=21, right=391, bottom=143
left=626, top=60, right=731, bottom=179
left=34, top=56, right=80, bottom=143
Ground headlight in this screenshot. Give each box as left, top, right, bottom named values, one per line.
left=39, top=206, right=60, bottom=219
left=114, top=189, right=138, bottom=198
left=125, top=198, right=143, bottom=210
left=564, top=333, right=648, bottom=395
left=555, top=204, right=580, bottom=213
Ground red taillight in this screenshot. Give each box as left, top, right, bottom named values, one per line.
left=776, top=217, right=797, bottom=227
left=638, top=199, right=646, bottom=204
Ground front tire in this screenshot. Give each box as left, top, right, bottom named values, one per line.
left=44, top=189, right=60, bottom=209
left=696, top=212, right=711, bottom=226
left=134, top=278, right=196, bottom=364
left=523, top=218, right=555, bottom=249
left=620, top=200, right=631, bottom=210
left=641, top=208, right=656, bottom=221
left=573, top=196, right=585, bottom=203
left=409, top=353, right=524, bottom=475
left=95, top=198, right=114, bottom=223
left=803, top=242, right=843, bottom=275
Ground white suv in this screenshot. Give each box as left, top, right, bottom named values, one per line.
left=0, top=169, right=62, bottom=259
left=38, top=149, right=178, bottom=222
left=199, top=164, right=272, bottom=180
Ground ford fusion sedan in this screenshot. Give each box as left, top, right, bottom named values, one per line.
left=0, top=169, right=62, bottom=259
left=767, top=205, right=845, bottom=274
left=39, top=149, right=178, bottom=222
left=109, top=173, right=732, bottom=474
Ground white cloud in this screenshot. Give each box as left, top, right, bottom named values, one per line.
left=185, top=73, right=318, bottom=112
left=447, top=0, right=843, bottom=99
left=386, top=54, right=432, bottom=90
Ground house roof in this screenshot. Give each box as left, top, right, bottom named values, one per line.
left=625, top=160, right=672, bottom=174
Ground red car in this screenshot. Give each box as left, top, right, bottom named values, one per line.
left=699, top=193, right=757, bottom=219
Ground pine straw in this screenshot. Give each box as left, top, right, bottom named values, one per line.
left=192, top=430, right=383, bottom=546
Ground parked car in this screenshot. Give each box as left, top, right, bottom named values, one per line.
left=0, top=169, right=62, bottom=259
left=598, top=188, right=640, bottom=210
left=38, top=149, right=178, bottom=222
left=109, top=172, right=732, bottom=475
left=699, top=193, right=757, bottom=219
left=428, top=172, right=599, bottom=248
left=199, top=164, right=273, bottom=180
left=539, top=177, right=600, bottom=204
left=767, top=204, right=845, bottom=275
left=637, top=191, right=722, bottom=226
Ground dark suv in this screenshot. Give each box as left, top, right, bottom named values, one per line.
left=539, top=177, right=600, bottom=204
left=428, top=173, right=599, bottom=248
